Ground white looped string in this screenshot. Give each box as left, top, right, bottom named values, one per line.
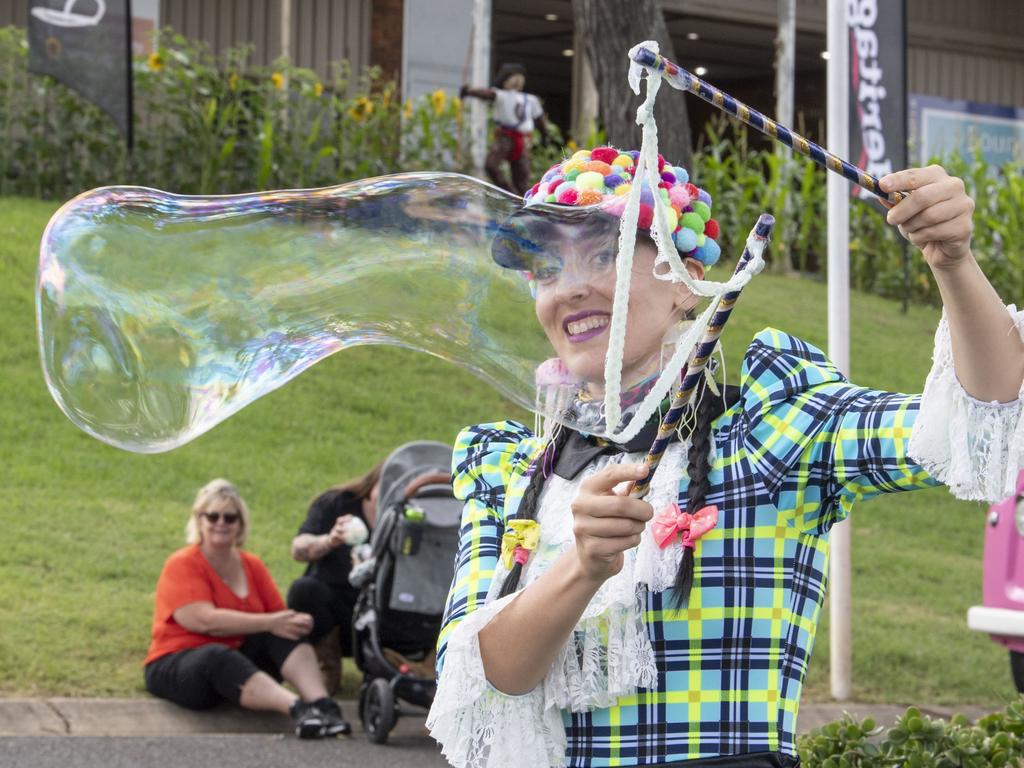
left=602, top=41, right=766, bottom=443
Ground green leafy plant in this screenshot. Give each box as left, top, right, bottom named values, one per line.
left=798, top=700, right=1024, bottom=767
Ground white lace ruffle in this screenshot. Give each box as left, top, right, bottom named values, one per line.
left=908, top=306, right=1024, bottom=502
left=425, top=593, right=567, bottom=768
left=428, top=441, right=698, bottom=767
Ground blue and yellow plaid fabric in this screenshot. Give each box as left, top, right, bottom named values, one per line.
left=437, top=328, right=936, bottom=766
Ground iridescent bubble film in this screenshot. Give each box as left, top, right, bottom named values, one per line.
left=38, top=173, right=694, bottom=452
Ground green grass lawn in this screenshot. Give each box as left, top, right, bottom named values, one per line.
left=0, top=195, right=1017, bottom=708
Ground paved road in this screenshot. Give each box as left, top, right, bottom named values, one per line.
left=0, top=722, right=449, bottom=768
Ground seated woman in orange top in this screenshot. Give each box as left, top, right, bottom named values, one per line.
left=144, top=478, right=350, bottom=739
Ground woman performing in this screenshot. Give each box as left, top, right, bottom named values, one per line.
left=425, top=146, right=1024, bottom=767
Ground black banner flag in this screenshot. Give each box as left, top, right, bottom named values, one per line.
left=848, top=0, right=906, bottom=203
left=27, top=0, right=133, bottom=146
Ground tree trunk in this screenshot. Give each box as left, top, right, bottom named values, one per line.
left=572, top=0, right=692, bottom=168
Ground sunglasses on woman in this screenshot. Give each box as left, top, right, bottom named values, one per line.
left=201, top=511, right=240, bottom=524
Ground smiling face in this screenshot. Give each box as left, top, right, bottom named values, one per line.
left=197, top=497, right=244, bottom=550
left=532, top=227, right=701, bottom=393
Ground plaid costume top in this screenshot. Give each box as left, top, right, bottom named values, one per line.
left=427, top=328, right=939, bottom=768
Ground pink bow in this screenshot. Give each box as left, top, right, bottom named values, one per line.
left=651, top=503, right=719, bottom=550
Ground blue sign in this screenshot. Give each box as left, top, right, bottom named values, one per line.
left=910, top=94, right=1024, bottom=168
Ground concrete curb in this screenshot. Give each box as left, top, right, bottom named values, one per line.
left=0, top=697, right=995, bottom=738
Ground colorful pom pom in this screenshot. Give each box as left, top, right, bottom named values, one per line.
left=577, top=189, right=604, bottom=206
left=576, top=171, right=605, bottom=192
left=661, top=171, right=676, bottom=184
left=612, top=154, right=632, bottom=168
left=704, top=219, right=719, bottom=239
left=697, top=238, right=721, bottom=266
left=564, top=169, right=579, bottom=182
left=681, top=211, right=704, bottom=234
left=674, top=227, right=698, bottom=252
left=604, top=173, right=625, bottom=189
left=571, top=149, right=592, bottom=161
left=661, top=206, right=679, bottom=233
left=673, top=166, right=689, bottom=185
left=581, top=160, right=613, bottom=175
left=684, top=183, right=699, bottom=199
left=668, top=186, right=691, bottom=209
left=637, top=203, right=654, bottom=229
left=614, top=183, right=632, bottom=196
left=691, top=200, right=711, bottom=222
left=556, top=187, right=579, bottom=205
left=589, top=147, right=619, bottom=164
left=698, top=189, right=712, bottom=206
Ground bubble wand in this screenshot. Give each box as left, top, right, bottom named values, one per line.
left=629, top=45, right=906, bottom=205
left=630, top=213, right=775, bottom=498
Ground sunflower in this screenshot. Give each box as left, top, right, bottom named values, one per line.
left=271, top=72, right=284, bottom=91
left=430, top=88, right=447, bottom=116
left=348, top=96, right=374, bottom=122
left=147, top=51, right=165, bottom=72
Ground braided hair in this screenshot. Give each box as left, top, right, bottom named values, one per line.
left=671, top=374, right=717, bottom=608
left=497, top=424, right=572, bottom=598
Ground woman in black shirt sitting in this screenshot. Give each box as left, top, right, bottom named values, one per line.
left=288, top=462, right=382, bottom=695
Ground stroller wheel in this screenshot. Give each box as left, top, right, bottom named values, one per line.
left=362, top=677, right=396, bottom=744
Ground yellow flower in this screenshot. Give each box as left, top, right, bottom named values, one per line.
left=381, top=86, right=393, bottom=110
left=313, top=82, right=323, bottom=98
left=228, top=73, right=239, bottom=91
left=402, top=99, right=413, bottom=120
left=147, top=52, right=164, bottom=72
left=271, top=72, right=284, bottom=90
left=431, top=88, right=447, bottom=116
left=566, top=138, right=578, bottom=151
left=452, top=95, right=462, bottom=120
left=348, top=96, right=374, bottom=123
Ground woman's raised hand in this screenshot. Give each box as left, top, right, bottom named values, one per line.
left=571, top=462, right=652, bottom=583
left=267, top=609, right=314, bottom=640
left=880, top=165, right=975, bottom=270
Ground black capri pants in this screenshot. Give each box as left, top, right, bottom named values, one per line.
left=144, top=633, right=301, bottom=709
left=287, top=576, right=358, bottom=654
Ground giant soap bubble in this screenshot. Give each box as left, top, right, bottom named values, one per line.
left=38, top=172, right=715, bottom=452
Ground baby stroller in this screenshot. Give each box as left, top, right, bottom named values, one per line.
left=349, top=440, right=462, bottom=743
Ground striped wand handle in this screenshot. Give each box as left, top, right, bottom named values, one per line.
left=630, top=213, right=776, bottom=498
left=630, top=46, right=905, bottom=205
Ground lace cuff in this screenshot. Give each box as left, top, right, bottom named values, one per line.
left=908, top=306, right=1024, bottom=502
left=426, top=594, right=567, bottom=768
left=544, top=600, right=657, bottom=713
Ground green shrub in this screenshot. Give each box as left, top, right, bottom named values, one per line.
left=0, top=27, right=470, bottom=198
left=798, top=699, right=1024, bottom=767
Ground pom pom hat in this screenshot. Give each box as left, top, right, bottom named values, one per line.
left=505, top=146, right=722, bottom=269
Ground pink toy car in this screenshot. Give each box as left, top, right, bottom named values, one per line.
left=967, top=468, right=1024, bottom=692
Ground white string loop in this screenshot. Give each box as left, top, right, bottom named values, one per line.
left=602, top=41, right=765, bottom=442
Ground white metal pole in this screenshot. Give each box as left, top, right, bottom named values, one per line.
left=827, top=0, right=852, bottom=702
left=470, top=0, right=491, bottom=176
